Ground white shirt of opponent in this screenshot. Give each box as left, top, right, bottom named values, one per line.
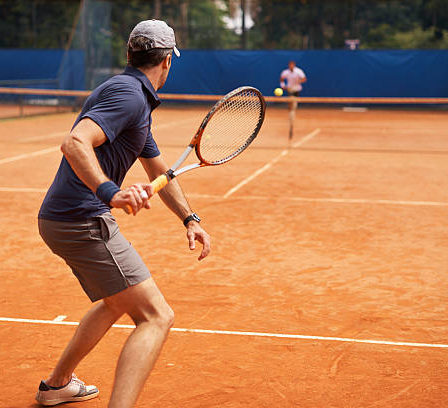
left=280, top=67, right=306, bottom=93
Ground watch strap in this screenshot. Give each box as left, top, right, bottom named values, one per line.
left=183, top=213, right=200, bottom=226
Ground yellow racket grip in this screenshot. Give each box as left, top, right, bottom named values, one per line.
left=151, top=173, right=170, bottom=194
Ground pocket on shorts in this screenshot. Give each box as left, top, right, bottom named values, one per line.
left=88, top=213, right=119, bottom=242
left=88, top=218, right=105, bottom=241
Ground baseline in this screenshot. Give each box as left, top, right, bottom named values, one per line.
left=1, top=316, right=447, bottom=349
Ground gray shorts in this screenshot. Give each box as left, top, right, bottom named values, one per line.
left=38, top=212, right=150, bottom=302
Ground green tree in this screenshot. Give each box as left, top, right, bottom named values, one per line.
left=0, top=0, right=79, bottom=48
left=421, top=0, right=448, bottom=40
left=1, top=0, right=447, bottom=51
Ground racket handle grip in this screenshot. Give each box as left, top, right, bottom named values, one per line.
left=123, top=191, right=148, bottom=215
left=122, top=178, right=168, bottom=215
left=151, top=173, right=170, bottom=194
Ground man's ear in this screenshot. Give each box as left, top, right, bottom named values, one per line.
left=162, top=54, right=172, bottom=69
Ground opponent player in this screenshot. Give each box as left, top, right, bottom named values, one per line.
left=35, top=20, right=210, bottom=407
left=279, top=60, right=307, bottom=139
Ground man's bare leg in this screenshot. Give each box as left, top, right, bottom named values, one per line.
left=288, top=97, right=298, bottom=141
left=104, top=277, right=174, bottom=408
left=45, top=301, right=122, bottom=387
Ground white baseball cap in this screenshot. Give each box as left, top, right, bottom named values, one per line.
left=128, top=19, right=180, bottom=57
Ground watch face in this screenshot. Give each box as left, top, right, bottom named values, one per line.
left=192, top=213, right=201, bottom=222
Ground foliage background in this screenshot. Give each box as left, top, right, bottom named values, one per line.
left=0, top=0, right=447, bottom=87
left=1, top=0, right=447, bottom=52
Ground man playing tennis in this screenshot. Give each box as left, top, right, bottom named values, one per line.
left=36, top=20, right=210, bottom=407
left=279, top=60, right=307, bottom=139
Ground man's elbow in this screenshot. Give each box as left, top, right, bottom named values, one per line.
left=61, top=133, right=81, bottom=157
left=60, top=136, right=68, bottom=156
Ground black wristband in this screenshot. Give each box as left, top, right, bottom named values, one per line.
left=96, top=181, right=121, bottom=206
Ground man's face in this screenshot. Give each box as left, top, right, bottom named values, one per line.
left=289, top=61, right=295, bottom=71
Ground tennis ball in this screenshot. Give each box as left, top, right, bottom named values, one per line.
left=274, top=88, right=283, bottom=96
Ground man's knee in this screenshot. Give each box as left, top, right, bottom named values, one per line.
left=104, top=278, right=174, bottom=331
left=159, top=305, right=175, bottom=330
left=134, top=303, right=174, bottom=332
left=129, top=303, right=174, bottom=335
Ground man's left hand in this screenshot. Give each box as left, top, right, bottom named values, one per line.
left=186, top=222, right=211, bottom=261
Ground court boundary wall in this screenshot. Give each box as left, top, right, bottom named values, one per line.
left=164, top=50, right=448, bottom=98
left=1, top=49, right=447, bottom=97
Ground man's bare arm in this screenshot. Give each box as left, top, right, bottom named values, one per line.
left=62, top=118, right=152, bottom=214
left=61, top=118, right=109, bottom=191
left=280, top=73, right=286, bottom=88
left=139, top=155, right=193, bottom=220
left=139, top=155, right=211, bottom=260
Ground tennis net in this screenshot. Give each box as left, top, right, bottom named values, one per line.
left=0, top=87, right=89, bottom=119
left=1, top=87, right=447, bottom=120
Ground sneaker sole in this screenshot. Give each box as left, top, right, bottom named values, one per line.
left=36, top=389, right=99, bottom=406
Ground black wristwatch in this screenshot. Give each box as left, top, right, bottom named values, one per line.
left=183, top=213, right=201, bottom=227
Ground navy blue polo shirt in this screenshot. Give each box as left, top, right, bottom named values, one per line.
left=38, top=66, right=161, bottom=221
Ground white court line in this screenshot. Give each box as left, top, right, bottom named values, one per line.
left=0, top=187, right=47, bottom=193
left=15, top=118, right=199, bottom=143
left=1, top=118, right=199, bottom=164
left=282, top=196, right=448, bottom=207
left=53, top=315, right=67, bottom=322
left=188, top=194, right=448, bottom=208
left=223, top=128, right=321, bottom=198
left=291, top=128, right=321, bottom=148
left=0, top=316, right=447, bottom=349
left=0, top=146, right=60, bottom=165
left=20, top=131, right=67, bottom=143
left=342, top=107, right=368, bottom=113
left=0, top=188, right=446, bottom=207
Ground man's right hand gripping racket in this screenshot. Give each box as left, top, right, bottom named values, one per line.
left=126, top=86, right=266, bottom=211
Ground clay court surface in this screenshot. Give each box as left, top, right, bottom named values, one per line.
left=0, top=104, right=448, bottom=407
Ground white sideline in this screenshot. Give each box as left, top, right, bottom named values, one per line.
left=223, top=128, right=321, bottom=198
left=0, top=316, right=447, bottom=349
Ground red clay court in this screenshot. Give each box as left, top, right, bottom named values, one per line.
left=1, top=103, right=448, bottom=407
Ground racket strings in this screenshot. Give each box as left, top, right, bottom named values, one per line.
left=198, top=89, right=264, bottom=164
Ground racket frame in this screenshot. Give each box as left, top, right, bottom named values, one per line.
left=150, top=86, right=266, bottom=194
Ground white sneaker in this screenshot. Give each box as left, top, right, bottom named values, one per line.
left=35, top=374, right=99, bottom=406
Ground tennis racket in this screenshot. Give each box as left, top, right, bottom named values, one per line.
left=125, top=86, right=265, bottom=212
